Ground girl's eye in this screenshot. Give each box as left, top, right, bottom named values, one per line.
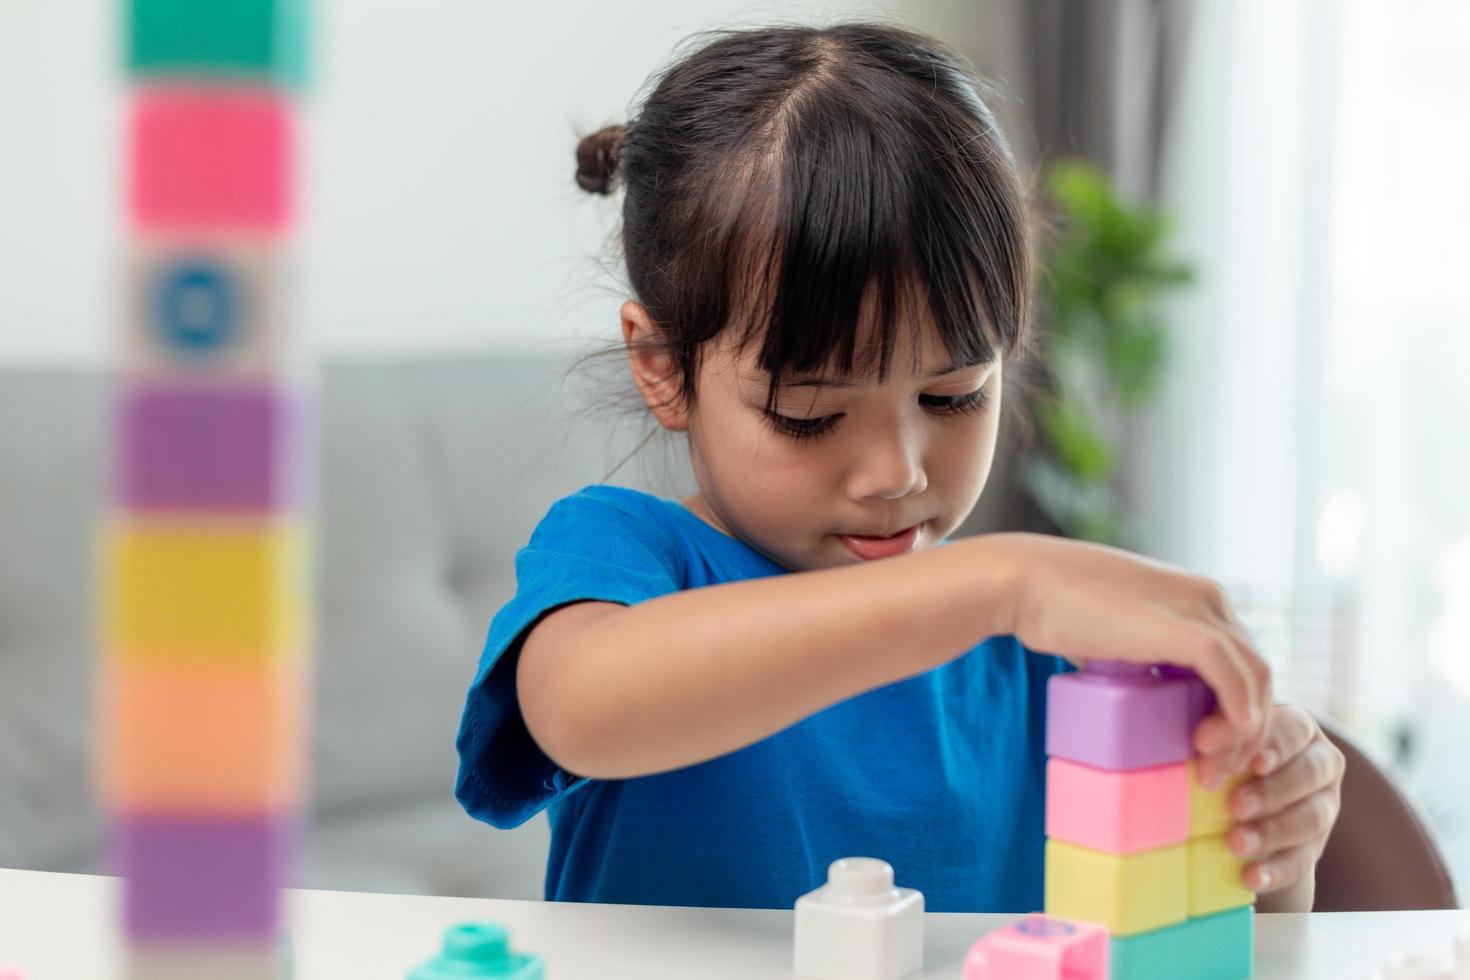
left=763, top=412, right=840, bottom=442
left=763, top=388, right=991, bottom=443
left=919, top=387, right=991, bottom=416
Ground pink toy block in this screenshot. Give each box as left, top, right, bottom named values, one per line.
left=129, top=86, right=293, bottom=233
left=963, top=914, right=1109, bottom=980
left=1046, top=757, right=1189, bottom=854
left=1046, top=662, right=1191, bottom=771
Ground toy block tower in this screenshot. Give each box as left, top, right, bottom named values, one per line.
left=1045, top=661, right=1255, bottom=980
left=99, top=2, right=312, bottom=977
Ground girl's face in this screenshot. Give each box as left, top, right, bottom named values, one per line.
left=624, top=301, right=1004, bottom=573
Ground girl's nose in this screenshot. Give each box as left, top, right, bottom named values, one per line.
left=845, top=424, right=928, bottom=502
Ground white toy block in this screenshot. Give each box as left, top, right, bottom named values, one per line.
left=1375, top=952, right=1458, bottom=980
left=793, top=857, right=924, bottom=980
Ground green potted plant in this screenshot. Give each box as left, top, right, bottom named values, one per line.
left=1023, top=159, right=1195, bottom=546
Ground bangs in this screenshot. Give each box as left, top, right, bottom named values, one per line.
left=713, top=68, right=1030, bottom=411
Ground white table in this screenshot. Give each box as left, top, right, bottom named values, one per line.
left=0, top=868, right=1464, bottom=979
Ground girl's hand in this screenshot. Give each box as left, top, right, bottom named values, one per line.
left=985, top=533, right=1273, bottom=740
left=1214, top=704, right=1345, bottom=896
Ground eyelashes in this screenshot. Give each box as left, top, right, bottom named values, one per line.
left=762, top=387, right=992, bottom=443
left=763, top=413, right=838, bottom=442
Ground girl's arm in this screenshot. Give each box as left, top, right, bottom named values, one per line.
left=517, top=531, right=1272, bottom=780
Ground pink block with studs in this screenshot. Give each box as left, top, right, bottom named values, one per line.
left=129, top=86, right=293, bottom=233
left=1046, top=757, right=1190, bottom=855
left=963, top=914, right=1110, bottom=979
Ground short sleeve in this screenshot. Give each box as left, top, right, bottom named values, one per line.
left=454, top=486, right=686, bottom=828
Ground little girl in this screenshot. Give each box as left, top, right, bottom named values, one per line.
left=455, top=22, right=1343, bottom=913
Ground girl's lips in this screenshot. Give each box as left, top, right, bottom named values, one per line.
left=837, top=524, right=921, bottom=561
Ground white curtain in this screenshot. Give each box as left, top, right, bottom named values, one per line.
left=1135, top=0, right=1470, bottom=883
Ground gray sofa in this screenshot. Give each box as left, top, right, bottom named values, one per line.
left=0, top=352, right=686, bottom=899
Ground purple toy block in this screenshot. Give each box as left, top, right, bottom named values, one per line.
left=115, top=382, right=306, bottom=511
left=111, top=813, right=296, bottom=940
left=1046, top=661, right=1191, bottom=771
left=1157, top=665, right=1218, bottom=738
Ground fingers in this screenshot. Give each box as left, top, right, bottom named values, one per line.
left=1193, top=712, right=1247, bottom=789
left=1222, top=724, right=1345, bottom=896
left=1231, top=735, right=1345, bottom=822
left=1192, top=711, right=1237, bottom=756
left=1174, top=620, right=1263, bottom=734
left=1195, top=746, right=1249, bottom=791
left=1189, top=579, right=1274, bottom=736
left=1229, top=787, right=1339, bottom=862
left=1197, top=703, right=1307, bottom=789
left=1247, top=704, right=1317, bottom=776
left=1219, top=696, right=1276, bottom=784
left=1244, top=840, right=1318, bottom=893
left=1173, top=624, right=1270, bottom=783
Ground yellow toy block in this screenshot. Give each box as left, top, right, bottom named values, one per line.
left=99, top=659, right=307, bottom=811
left=1188, top=759, right=1246, bottom=838
left=102, top=518, right=308, bottom=662
left=1045, top=838, right=1187, bottom=937
left=1187, top=834, right=1255, bottom=916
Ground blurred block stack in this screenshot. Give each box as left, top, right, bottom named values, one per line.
left=99, top=2, right=312, bottom=977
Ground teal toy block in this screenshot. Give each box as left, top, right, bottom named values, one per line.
left=1109, top=907, right=1253, bottom=980
left=407, top=923, right=544, bottom=980
left=127, top=0, right=309, bottom=86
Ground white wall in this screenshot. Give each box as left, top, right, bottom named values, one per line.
left=0, top=0, right=984, bottom=366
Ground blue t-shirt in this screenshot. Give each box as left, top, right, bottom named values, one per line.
left=454, top=484, right=1070, bottom=912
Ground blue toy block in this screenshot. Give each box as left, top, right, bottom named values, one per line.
left=1109, top=907, right=1253, bottom=980
left=154, top=258, right=243, bottom=355
left=126, top=238, right=302, bottom=382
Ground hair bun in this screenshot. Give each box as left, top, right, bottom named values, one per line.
left=576, top=124, right=627, bottom=195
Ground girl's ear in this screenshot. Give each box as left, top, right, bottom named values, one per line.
left=622, top=300, right=690, bottom=432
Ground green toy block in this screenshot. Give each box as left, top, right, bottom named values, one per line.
left=126, top=0, right=309, bottom=87
left=407, top=923, right=544, bottom=980
left=1109, top=907, right=1254, bottom=980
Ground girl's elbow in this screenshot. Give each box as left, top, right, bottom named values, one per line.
left=516, top=602, right=639, bottom=779
left=518, top=661, right=619, bottom=780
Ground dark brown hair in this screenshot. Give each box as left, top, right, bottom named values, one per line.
left=575, top=22, right=1034, bottom=419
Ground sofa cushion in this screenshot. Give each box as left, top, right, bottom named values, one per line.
left=0, top=353, right=690, bottom=897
